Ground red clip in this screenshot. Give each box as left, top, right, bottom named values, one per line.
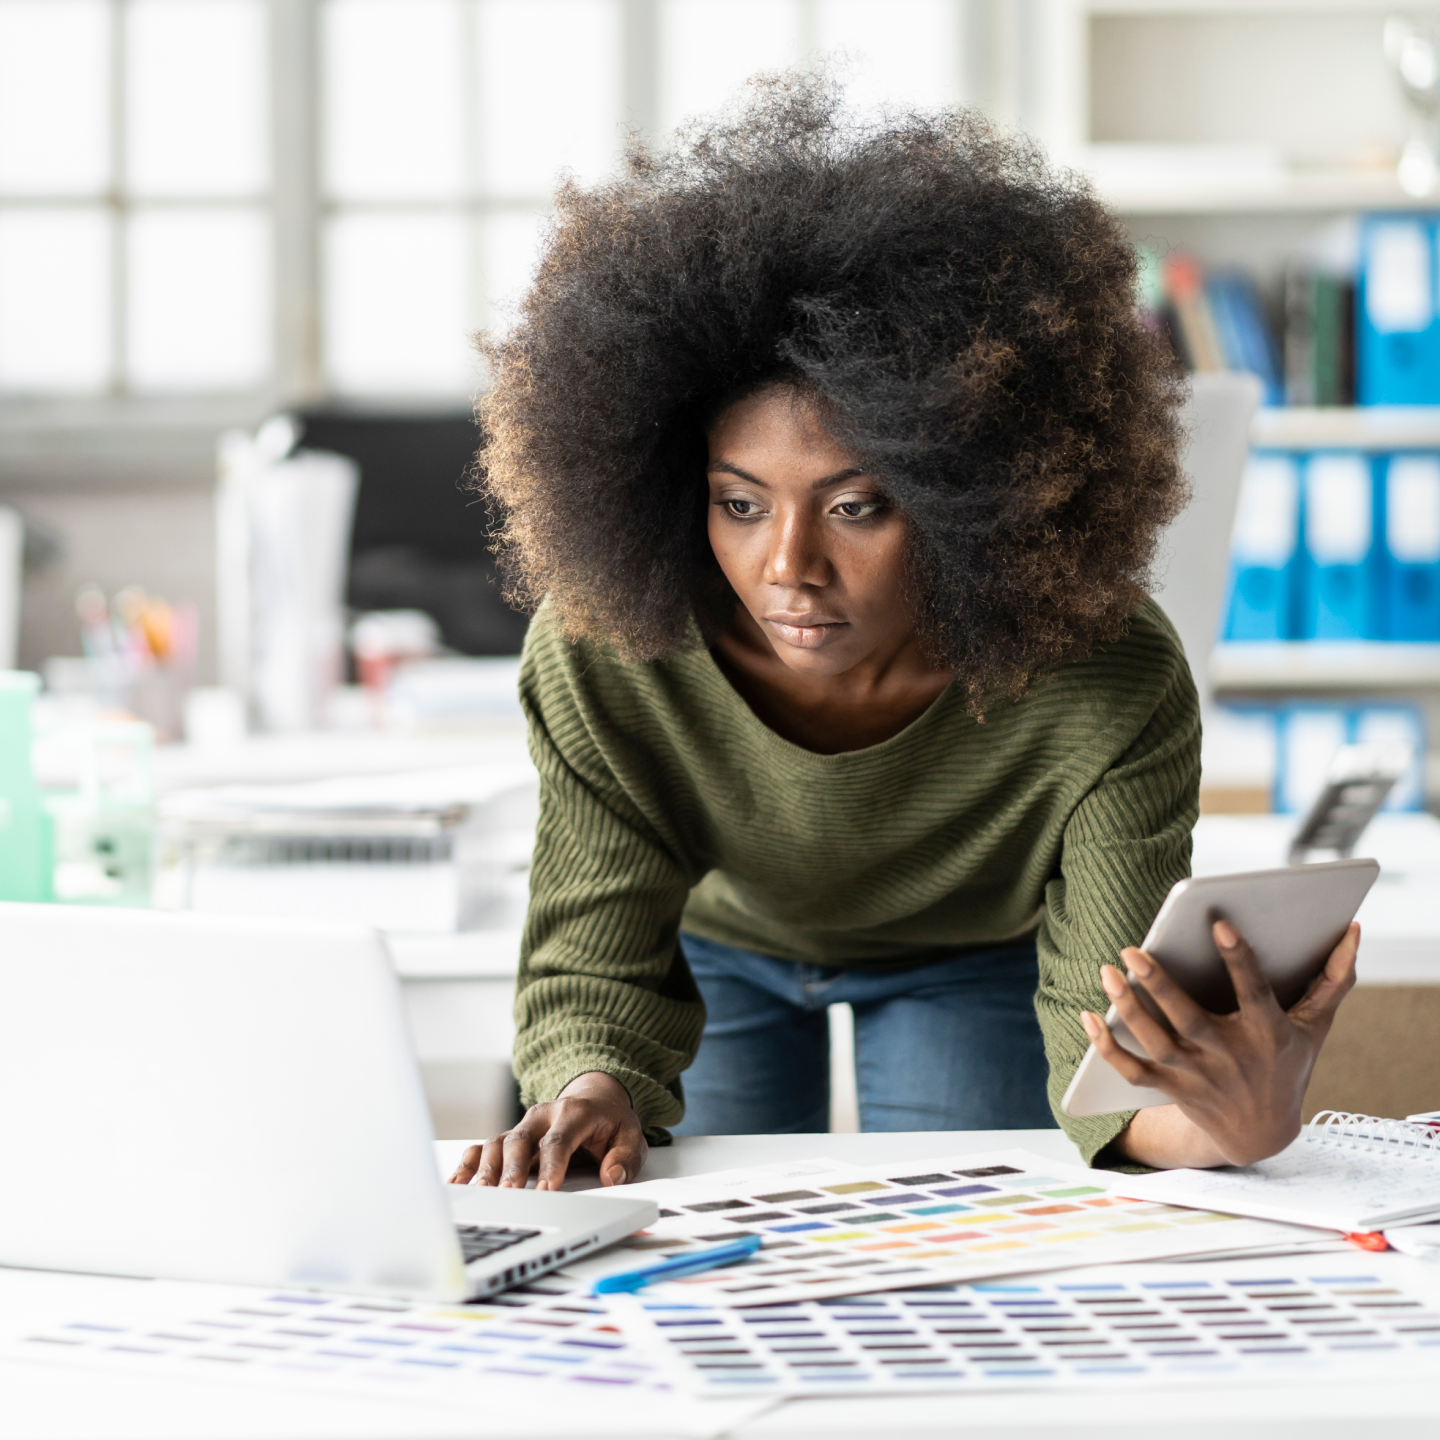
left=1343, top=1231, right=1390, bottom=1252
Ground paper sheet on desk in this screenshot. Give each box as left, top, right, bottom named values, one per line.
left=1116, top=1134, right=1440, bottom=1232
left=0, top=1267, right=773, bottom=1438
left=612, top=1255, right=1440, bottom=1398
left=555, top=1151, right=1333, bottom=1307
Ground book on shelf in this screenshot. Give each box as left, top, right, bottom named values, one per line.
left=1222, top=445, right=1440, bottom=643
left=1358, top=215, right=1440, bottom=406
left=1226, top=451, right=1300, bottom=641
left=1153, top=252, right=1284, bottom=405
left=1160, top=252, right=1227, bottom=373
left=1284, top=265, right=1355, bottom=406
left=1207, top=269, right=1285, bottom=406
left=1383, top=453, right=1440, bottom=638
left=1300, top=451, right=1378, bottom=640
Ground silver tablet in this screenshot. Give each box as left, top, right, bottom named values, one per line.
left=1060, top=857, right=1379, bottom=1119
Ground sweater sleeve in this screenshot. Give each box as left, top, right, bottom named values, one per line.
left=511, top=617, right=706, bottom=1141
left=1035, top=636, right=1201, bottom=1167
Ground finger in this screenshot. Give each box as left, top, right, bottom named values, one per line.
left=533, top=1114, right=590, bottom=1191
left=1100, top=963, right=1184, bottom=1067
left=448, top=1143, right=482, bottom=1185
left=1121, top=947, right=1211, bottom=1041
left=474, top=1133, right=510, bottom=1187
left=1081, top=1008, right=1158, bottom=1088
left=1291, top=922, right=1360, bottom=1027
left=598, top=1125, right=648, bottom=1187
left=499, top=1122, right=545, bottom=1188
left=1213, top=919, right=1281, bottom=1016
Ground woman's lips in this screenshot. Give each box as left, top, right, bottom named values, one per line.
left=764, top=615, right=847, bottom=648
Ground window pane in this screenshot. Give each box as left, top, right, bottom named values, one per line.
left=127, top=0, right=269, bottom=196
left=324, top=213, right=471, bottom=393
left=478, top=210, right=548, bottom=330
left=0, top=0, right=109, bottom=195
left=0, top=208, right=111, bottom=390
left=323, top=0, right=465, bottom=200
left=815, top=0, right=959, bottom=115
left=658, top=0, right=803, bottom=135
left=127, top=209, right=271, bottom=390
left=477, top=0, right=622, bottom=198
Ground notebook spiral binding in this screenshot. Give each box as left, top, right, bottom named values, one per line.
left=1306, top=1110, right=1440, bottom=1158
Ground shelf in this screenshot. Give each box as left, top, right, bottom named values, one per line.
left=1251, top=407, right=1440, bottom=450
left=1211, top=642, right=1440, bottom=690
left=1088, top=0, right=1413, bottom=17
left=1075, top=145, right=1423, bottom=217
left=1104, top=176, right=1426, bottom=217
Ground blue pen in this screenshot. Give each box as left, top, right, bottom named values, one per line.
left=591, top=1235, right=763, bottom=1295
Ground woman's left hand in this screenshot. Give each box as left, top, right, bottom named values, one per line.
left=1081, top=918, right=1359, bottom=1168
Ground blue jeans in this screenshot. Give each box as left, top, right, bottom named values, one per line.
left=673, top=933, right=1056, bottom=1135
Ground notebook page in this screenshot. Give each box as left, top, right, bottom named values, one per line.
left=1115, top=1136, right=1440, bottom=1232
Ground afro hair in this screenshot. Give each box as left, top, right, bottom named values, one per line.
left=475, top=74, right=1187, bottom=707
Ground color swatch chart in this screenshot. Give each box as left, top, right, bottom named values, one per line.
left=0, top=1274, right=667, bottom=1398
left=620, top=1260, right=1440, bottom=1397
left=561, top=1151, right=1329, bottom=1306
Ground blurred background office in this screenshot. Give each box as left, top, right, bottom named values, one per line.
left=2, top=0, right=1439, bottom=1134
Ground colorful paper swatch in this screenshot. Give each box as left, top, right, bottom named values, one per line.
left=559, top=1150, right=1331, bottom=1307
left=1, top=1275, right=664, bottom=1395
left=618, top=1259, right=1440, bottom=1396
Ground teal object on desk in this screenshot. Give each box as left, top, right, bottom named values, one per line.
left=0, top=673, right=52, bottom=902
left=591, top=1235, right=763, bottom=1295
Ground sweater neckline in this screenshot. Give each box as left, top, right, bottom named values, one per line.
left=692, top=637, right=966, bottom=765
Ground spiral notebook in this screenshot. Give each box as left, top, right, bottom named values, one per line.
left=1118, top=1113, right=1440, bottom=1232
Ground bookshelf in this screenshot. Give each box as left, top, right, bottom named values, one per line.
left=1252, top=406, right=1440, bottom=450
left=1212, top=407, right=1440, bottom=694
left=1065, top=0, right=1416, bottom=225
left=1052, top=6, right=1440, bottom=709
left=1211, top=642, right=1440, bottom=691
left=1098, top=167, right=1433, bottom=219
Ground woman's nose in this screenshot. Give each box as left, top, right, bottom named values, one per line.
left=763, top=510, right=831, bottom=588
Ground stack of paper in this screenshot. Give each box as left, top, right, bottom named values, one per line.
left=0, top=1267, right=772, bottom=1438
left=556, top=1150, right=1338, bottom=1306
left=8, top=1141, right=1440, bottom=1420
left=612, top=1256, right=1440, bottom=1397
left=153, top=764, right=537, bottom=933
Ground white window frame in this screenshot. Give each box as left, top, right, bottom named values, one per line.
left=0, top=0, right=995, bottom=488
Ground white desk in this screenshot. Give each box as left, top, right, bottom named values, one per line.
left=4, top=1131, right=1439, bottom=1440
left=432, top=1128, right=1085, bottom=1189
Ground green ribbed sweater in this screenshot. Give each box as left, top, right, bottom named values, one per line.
left=514, top=598, right=1200, bottom=1165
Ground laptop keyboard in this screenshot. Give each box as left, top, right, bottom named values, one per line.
left=455, top=1224, right=541, bottom=1265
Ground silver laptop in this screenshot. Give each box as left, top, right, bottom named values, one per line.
left=0, top=903, right=654, bottom=1300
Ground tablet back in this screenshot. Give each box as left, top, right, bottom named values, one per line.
left=1062, top=857, right=1379, bottom=1118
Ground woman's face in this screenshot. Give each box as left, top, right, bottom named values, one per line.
left=706, top=387, right=917, bottom=678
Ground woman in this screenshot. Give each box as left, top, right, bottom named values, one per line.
left=452, top=80, right=1358, bottom=1190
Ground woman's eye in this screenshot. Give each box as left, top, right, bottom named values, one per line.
left=724, top=499, right=762, bottom=517
left=834, top=499, right=883, bottom=519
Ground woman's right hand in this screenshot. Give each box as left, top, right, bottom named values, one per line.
left=447, top=1071, right=648, bottom=1191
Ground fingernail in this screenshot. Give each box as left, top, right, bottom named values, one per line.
left=1080, top=1011, right=1097, bottom=1036
left=1214, top=919, right=1238, bottom=947
left=1124, top=949, right=1152, bottom=978
left=1100, top=966, right=1124, bottom=998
